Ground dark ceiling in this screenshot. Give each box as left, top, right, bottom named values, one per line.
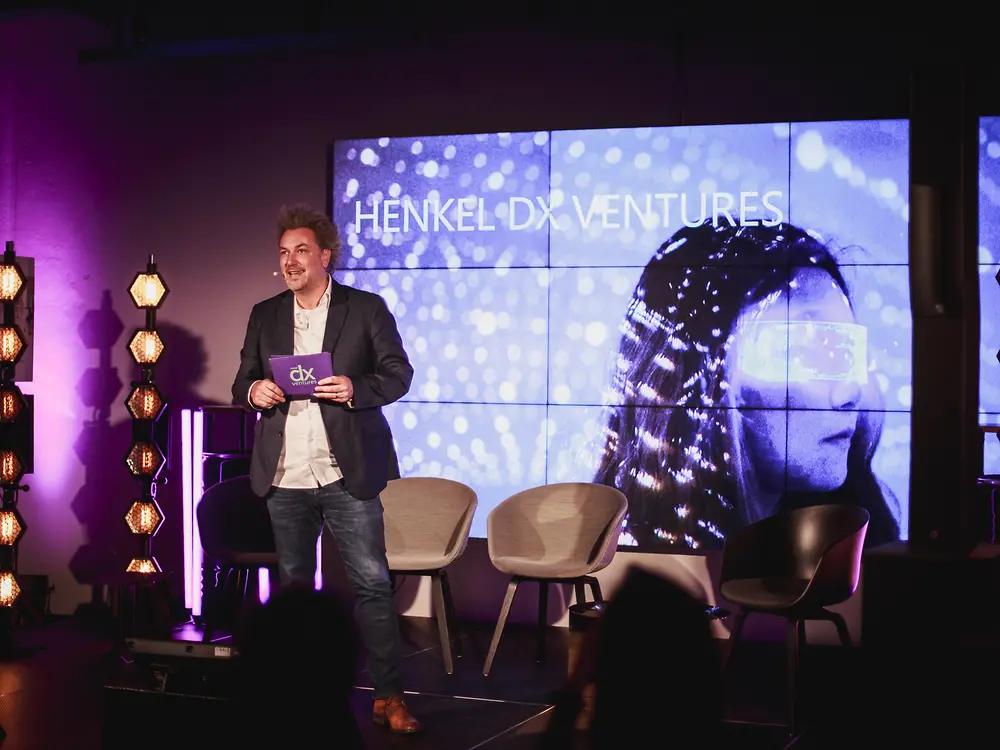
left=0, top=0, right=636, bottom=62
left=1, top=1, right=605, bottom=44
left=0, top=3, right=994, bottom=76
left=7, top=2, right=351, bottom=38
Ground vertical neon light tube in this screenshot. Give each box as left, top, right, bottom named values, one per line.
left=258, top=568, right=270, bottom=604
left=180, top=409, right=194, bottom=610
left=315, top=535, right=323, bottom=590
left=191, top=409, right=205, bottom=617
left=254, top=410, right=273, bottom=602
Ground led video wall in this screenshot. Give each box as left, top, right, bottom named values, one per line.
left=331, top=121, right=912, bottom=553
left=979, top=117, right=1000, bottom=468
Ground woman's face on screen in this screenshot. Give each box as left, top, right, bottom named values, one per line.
left=733, top=267, right=865, bottom=495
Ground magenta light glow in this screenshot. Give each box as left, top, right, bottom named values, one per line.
left=16, top=257, right=80, bottom=498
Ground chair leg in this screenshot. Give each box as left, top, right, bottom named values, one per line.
left=201, top=579, right=214, bottom=644
left=202, top=565, right=232, bottom=643
left=392, top=574, right=421, bottom=651
left=586, top=576, right=603, bottom=602
left=430, top=572, right=454, bottom=675
left=235, top=568, right=248, bottom=620
left=483, top=577, right=520, bottom=677
left=230, top=569, right=241, bottom=628
left=536, top=581, right=549, bottom=664
left=230, top=568, right=244, bottom=629
left=786, top=618, right=800, bottom=738
left=574, top=581, right=587, bottom=606
left=440, top=570, right=463, bottom=659
left=825, top=610, right=853, bottom=648
left=722, top=610, right=748, bottom=671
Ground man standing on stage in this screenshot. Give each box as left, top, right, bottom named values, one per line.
left=232, top=204, right=420, bottom=734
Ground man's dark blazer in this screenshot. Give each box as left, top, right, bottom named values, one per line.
left=231, top=278, right=413, bottom=500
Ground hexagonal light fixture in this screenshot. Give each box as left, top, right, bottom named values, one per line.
left=126, top=557, right=160, bottom=575
left=0, top=508, right=25, bottom=546
left=127, top=329, right=164, bottom=366
left=0, top=325, right=26, bottom=365
left=0, top=449, right=24, bottom=487
left=0, top=570, right=19, bottom=606
left=0, top=258, right=25, bottom=304
left=125, top=441, right=165, bottom=479
left=128, top=271, right=169, bottom=310
left=0, top=383, right=27, bottom=424
left=125, top=383, right=167, bottom=421
left=125, top=499, right=164, bottom=536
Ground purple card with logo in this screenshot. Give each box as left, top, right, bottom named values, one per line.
left=269, top=352, right=334, bottom=397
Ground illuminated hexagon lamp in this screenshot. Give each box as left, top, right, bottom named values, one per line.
left=125, top=441, right=165, bottom=480
left=0, top=252, right=25, bottom=304
left=125, top=383, right=167, bottom=422
left=0, top=571, right=19, bottom=606
left=0, top=383, right=26, bottom=424
left=128, top=268, right=169, bottom=310
left=125, top=499, right=163, bottom=536
left=0, top=449, right=24, bottom=488
left=127, top=329, right=164, bottom=367
left=126, top=557, right=161, bottom=574
left=0, top=325, right=25, bottom=366
left=0, top=508, right=24, bottom=546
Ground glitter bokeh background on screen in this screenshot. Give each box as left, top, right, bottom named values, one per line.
left=977, top=117, right=1000, bottom=475
left=332, top=122, right=913, bottom=542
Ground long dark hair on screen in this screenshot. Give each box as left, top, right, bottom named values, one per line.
left=593, top=220, right=901, bottom=551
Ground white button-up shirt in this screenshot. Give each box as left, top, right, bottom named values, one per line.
left=270, top=275, right=343, bottom=488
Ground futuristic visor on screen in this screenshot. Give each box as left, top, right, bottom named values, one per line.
left=737, top=321, right=868, bottom=385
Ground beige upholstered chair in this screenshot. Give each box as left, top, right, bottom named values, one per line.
left=482, top=482, right=628, bottom=676
left=381, top=476, right=478, bottom=674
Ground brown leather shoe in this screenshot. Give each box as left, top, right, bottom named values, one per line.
left=373, top=695, right=422, bottom=734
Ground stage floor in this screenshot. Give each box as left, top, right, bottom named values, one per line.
left=105, top=616, right=796, bottom=750
left=5, top=611, right=994, bottom=749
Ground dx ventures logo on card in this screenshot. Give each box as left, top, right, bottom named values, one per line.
left=289, top=364, right=317, bottom=385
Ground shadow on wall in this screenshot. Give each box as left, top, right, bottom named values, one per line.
left=69, top=290, right=222, bottom=604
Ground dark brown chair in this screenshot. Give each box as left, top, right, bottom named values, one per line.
left=720, top=504, right=869, bottom=736
left=197, top=475, right=279, bottom=642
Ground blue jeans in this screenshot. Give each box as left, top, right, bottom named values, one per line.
left=266, top=481, right=402, bottom=698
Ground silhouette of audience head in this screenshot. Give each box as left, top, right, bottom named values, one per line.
left=589, top=568, right=723, bottom=748
left=233, top=585, right=362, bottom=745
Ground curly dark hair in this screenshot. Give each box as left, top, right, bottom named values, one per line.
left=277, top=204, right=342, bottom=271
